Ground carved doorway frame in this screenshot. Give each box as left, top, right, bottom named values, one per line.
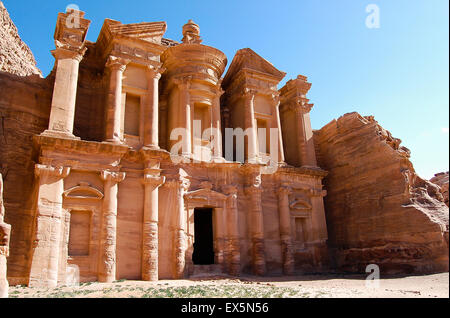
left=184, top=185, right=228, bottom=276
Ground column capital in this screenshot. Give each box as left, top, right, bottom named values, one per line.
left=223, top=185, right=238, bottom=196
left=166, top=178, right=191, bottom=191
left=35, top=164, right=70, bottom=179
left=100, top=170, right=126, bottom=183
left=147, top=65, right=166, bottom=80
left=310, top=188, right=327, bottom=197
left=173, top=76, right=193, bottom=89
left=244, top=185, right=263, bottom=196
left=277, top=185, right=292, bottom=196
left=106, top=56, right=130, bottom=72
left=243, top=87, right=257, bottom=99
left=143, top=175, right=165, bottom=187
left=51, top=45, right=86, bottom=62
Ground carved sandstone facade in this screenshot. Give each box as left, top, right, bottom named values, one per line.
left=0, top=9, right=328, bottom=286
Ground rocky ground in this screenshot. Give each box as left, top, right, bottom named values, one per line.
left=8, top=272, right=448, bottom=298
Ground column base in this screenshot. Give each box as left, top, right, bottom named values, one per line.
left=104, top=138, right=124, bottom=145
left=211, top=156, right=226, bottom=163
left=143, top=144, right=160, bottom=151
left=40, top=130, right=80, bottom=140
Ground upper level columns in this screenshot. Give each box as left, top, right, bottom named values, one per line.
left=44, top=48, right=86, bottom=139
left=244, top=89, right=258, bottom=164
left=144, top=66, right=165, bottom=149
left=280, top=75, right=318, bottom=168
left=212, top=86, right=224, bottom=160
left=174, top=77, right=193, bottom=157
left=295, top=106, right=317, bottom=167
left=42, top=9, right=90, bottom=140
left=105, top=56, right=130, bottom=144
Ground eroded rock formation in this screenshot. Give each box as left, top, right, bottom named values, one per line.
left=0, top=1, right=42, bottom=77
left=314, top=113, right=449, bottom=274
left=431, top=172, right=449, bottom=207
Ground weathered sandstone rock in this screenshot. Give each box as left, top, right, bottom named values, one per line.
left=430, top=172, right=449, bottom=207
left=0, top=173, right=11, bottom=298
left=0, top=1, right=42, bottom=77
left=314, top=113, right=449, bottom=274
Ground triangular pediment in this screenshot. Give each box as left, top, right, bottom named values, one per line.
left=184, top=188, right=228, bottom=202
left=223, top=48, right=286, bottom=87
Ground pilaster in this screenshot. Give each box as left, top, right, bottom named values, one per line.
left=29, top=165, right=71, bottom=288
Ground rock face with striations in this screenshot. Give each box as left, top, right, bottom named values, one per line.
left=430, top=172, right=449, bottom=207
left=0, top=1, right=42, bottom=77
left=314, top=113, right=449, bottom=274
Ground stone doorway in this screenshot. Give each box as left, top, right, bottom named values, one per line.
left=192, top=208, right=215, bottom=265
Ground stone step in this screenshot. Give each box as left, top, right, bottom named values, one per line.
left=191, top=264, right=223, bottom=277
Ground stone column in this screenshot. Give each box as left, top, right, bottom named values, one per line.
left=244, top=89, right=258, bottom=163
left=245, top=186, right=266, bottom=276
left=43, top=48, right=86, bottom=139
left=295, top=107, right=317, bottom=167
left=277, top=185, right=294, bottom=275
left=105, top=56, right=130, bottom=143
left=272, top=95, right=285, bottom=164
left=141, top=173, right=165, bottom=281
left=0, top=173, right=11, bottom=298
left=213, top=207, right=226, bottom=270
left=29, top=165, right=70, bottom=288
left=211, top=87, right=224, bottom=160
left=144, top=66, right=164, bottom=149
left=171, top=178, right=190, bottom=279
left=224, top=185, right=240, bottom=276
left=174, top=78, right=192, bottom=157
left=98, top=170, right=126, bottom=283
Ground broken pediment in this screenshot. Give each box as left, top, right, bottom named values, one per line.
left=107, top=20, right=167, bottom=43
left=96, top=19, right=168, bottom=60
left=222, top=48, right=286, bottom=88
left=63, top=182, right=103, bottom=200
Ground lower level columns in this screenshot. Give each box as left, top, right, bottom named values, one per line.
left=224, top=185, right=240, bottom=276
left=169, top=177, right=190, bottom=279
left=99, top=170, right=126, bottom=283
left=29, top=165, right=70, bottom=288
left=245, top=186, right=266, bottom=276
left=277, top=186, right=294, bottom=275
left=142, top=173, right=165, bottom=281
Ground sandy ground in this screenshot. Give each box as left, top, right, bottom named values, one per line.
left=8, top=272, right=449, bottom=298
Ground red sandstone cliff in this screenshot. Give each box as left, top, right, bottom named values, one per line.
left=314, top=112, right=449, bottom=274
left=0, top=3, right=51, bottom=283
left=0, top=1, right=42, bottom=77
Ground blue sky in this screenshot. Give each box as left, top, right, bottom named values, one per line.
left=3, top=0, right=449, bottom=179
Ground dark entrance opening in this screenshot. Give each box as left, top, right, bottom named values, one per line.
left=192, top=208, right=215, bottom=265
